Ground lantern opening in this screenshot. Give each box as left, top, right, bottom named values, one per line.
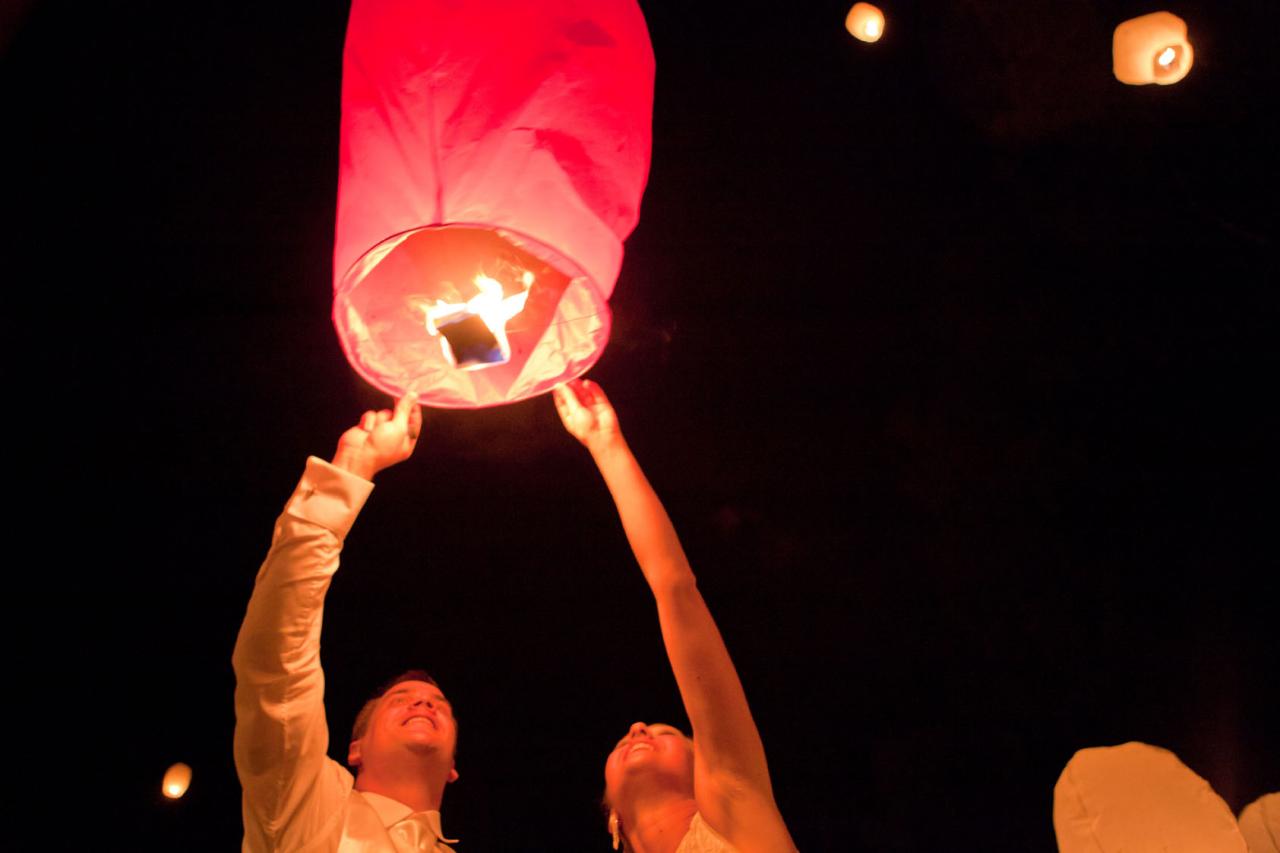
left=1154, top=45, right=1183, bottom=75
left=335, top=225, right=609, bottom=407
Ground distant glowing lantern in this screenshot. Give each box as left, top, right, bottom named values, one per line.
left=1113, top=12, right=1194, bottom=85
left=846, top=3, right=885, bottom=43
left=162, top=763, right=192, bottom=799
left=334, top=1, right=655, bottom=408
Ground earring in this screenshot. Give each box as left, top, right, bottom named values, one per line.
left=608, top=812, right=620, bottom=850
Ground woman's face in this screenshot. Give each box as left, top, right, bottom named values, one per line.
left=604, top=721, right=695, bottom=804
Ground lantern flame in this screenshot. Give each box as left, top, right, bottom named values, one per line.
left=421, top=272, right=532, bottom=370
left=1156, top=46, right=1176, bottom=67
left=162, top=762, right=192, bottom=800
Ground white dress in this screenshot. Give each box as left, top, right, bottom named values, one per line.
left=675, top=813, right=739, bottom=853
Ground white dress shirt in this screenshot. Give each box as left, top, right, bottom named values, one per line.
left=233, top=457, right=458, bottom=852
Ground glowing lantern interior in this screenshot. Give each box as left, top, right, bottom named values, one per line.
left=846, top=3, right=885, bottom=43
left=334, top=1, right=654, bottom=408
left=162, top=762, right=192, bottom=799
left=1113, top=12, right=1194, bottom=85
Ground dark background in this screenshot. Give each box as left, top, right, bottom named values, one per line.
left=6, top=0, right=1276, bottom=849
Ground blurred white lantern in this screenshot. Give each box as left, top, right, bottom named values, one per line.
left=1054, top=743, right=1246, bottom=852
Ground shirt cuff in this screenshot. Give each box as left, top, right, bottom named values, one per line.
left=284, top=456, right=375, bottom=540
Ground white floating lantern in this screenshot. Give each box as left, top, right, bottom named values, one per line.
left=1237, top=793, right=1280, bottom=853
left=846, top=3, right=885, bottom=44
left=162, top=762, right=192, bottom=799
left=1054, top=743, right=1247, bottom=853
left=1113, top=12, right=1194, bottom=85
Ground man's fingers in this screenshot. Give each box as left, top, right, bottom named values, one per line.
left=406, top=403, right=422, bottom=441
left=360, top=411, right=377, bottom=431
left=393, top=391, right=418, bottom=426
left=376, top=410, right=392, bottom=424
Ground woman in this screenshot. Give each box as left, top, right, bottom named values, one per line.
left=554, top=379, right=798, bottom=853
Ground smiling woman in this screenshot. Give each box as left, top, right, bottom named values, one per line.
left=554, top=381, right=798, bottom=853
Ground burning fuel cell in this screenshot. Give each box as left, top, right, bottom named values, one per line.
left=421, top=273, right=532, bottom=370
left=434, top=314, right=503, bottom=368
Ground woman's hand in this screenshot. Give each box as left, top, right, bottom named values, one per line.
left=553, top=379, right=621, bottom=453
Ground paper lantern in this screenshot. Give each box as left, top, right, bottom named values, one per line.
left=162, top=762, right=192, bottom=799
left=1113, top=12, right=1194, bottom=85
left=845, top=3, right=885, bottom=43
left=1054, top=743, right=1247, bottom=853
left=334, top=1, right=654, bottom=408
left=1238, top=793, right=1280, bottom=853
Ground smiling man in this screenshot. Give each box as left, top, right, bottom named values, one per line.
left=232, top=394, right=460, bottom=852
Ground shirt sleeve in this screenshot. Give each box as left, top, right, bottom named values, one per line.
left=232, top=456, right=375, bottom=852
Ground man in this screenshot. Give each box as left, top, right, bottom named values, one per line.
left=233, top=394, right=460, bottom=852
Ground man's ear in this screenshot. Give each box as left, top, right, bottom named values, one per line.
left=447, top=762, right=459, bottom=784
left=348, top=740, right=362, bottom=768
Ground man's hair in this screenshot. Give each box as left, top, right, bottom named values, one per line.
left=350, top=669, right=442, bottom=744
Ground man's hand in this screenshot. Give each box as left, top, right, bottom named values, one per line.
left=553, top=379, right=621, bottom=453
left=332, top=392, right=423, bottom=480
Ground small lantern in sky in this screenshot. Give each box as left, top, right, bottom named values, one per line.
left=846, top=3, right=885, bottom=43
left=1113, top=12, right=1194, bottom=85
left=333, top=0, right=654, bottom=408
left=162, top=762, right=192, bottom=799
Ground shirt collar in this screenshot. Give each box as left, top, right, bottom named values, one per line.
left=360, top=791, right=459, bottom=844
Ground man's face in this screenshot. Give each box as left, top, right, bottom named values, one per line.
left=349, top=680, right=458, bottom=779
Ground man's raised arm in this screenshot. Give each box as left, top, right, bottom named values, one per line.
left=232, top=394, right=421, bottom=852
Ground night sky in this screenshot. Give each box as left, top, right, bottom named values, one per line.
left=9, top=0, right=1277, bottom=850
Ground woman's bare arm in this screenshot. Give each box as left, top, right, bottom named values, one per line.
left=553, top=382, right=794, bottom=834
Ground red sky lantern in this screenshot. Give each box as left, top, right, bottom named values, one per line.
left=334, top=1, right=654, bottom=407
